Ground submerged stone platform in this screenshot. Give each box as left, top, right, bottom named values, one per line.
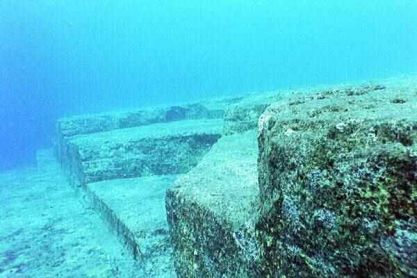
left=66, top=119, right=223, bottom=186
left=49, top=76, right=417, bottom=277
left=165, top=77, right=417, bottom=277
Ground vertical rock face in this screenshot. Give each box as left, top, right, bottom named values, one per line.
left=257, top=80, right=417, bottom=277
left=166, top=131, right=260, bottom=277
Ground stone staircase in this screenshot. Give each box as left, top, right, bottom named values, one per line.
left=54, top=101, right=234, bottom=275
left=55, top=76, right=417, bottom=277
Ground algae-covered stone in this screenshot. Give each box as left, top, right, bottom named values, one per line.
left=257, top=78, right=417, bottom=277
left=67, top=119, right=223, bottom=186
left=166, top=131, right=260, bottom=277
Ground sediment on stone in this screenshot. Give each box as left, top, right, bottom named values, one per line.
left=223, top=91, right=287, bottom=135
left=257, top=77, right=417, bottom=277
left=166, top=131, right=260, bottom=277
left=65, top=119, right=223, bottom=186
left=55, top=99, right=241, bottom=167
left=86, top=175, right=178, bottom=277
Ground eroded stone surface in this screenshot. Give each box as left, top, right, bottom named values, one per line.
left=66, top=119, right=223, bottom=186
left=166, top=131, right=260, bottom=277
left=257, top=78, right=417, bottom=277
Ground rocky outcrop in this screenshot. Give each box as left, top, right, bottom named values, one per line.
left=166, top=131, right=260, bottom=277
left=257, top=79, right=417, bottom=277
left=167, top=77, right=417, bottom=277
left=66, top=119, right=222, bottom=186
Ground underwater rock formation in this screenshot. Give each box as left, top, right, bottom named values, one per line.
left=166, top=131, right=260, bottom=277
left=53, top=98, right=243, bottom=275
left=52, top=76, right=417, bottom=277
left=257, top=80, right=417, bottom=277
left=166, top=78, right=417, bottom=277
left=55, top=101, right=236, bottom=168
left=65, top=119, right=222, bottom=186
left=54, top=113, right=226, bottom=274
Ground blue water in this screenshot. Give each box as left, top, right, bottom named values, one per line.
left=1, top=0, right=417, bottom=170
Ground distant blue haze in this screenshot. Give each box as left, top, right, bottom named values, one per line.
left=1, top=0, right=417, bottom=169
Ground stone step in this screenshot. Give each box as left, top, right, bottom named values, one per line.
left=55, top=99, right=241, bottom=167
left=166, top=131, right=260, bottom=277
left=166, top=76, right=417, bottom=277
left=66, top=119, right=223, bottom=186
left=85, top=175, right=178, bottom=277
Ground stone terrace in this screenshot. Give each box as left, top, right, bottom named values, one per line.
left=54, top=76, right=417, bottom=277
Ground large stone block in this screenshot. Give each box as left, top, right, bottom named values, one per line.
left=257, top=78, right=417, bottom=277
left=66, top=119, right=223, bottom=186
left=166, top=131, right=260, bottom=277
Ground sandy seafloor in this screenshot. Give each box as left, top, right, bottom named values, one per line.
left=0, top=151, right=151, bottom=278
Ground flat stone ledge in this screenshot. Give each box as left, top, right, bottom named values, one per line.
left=66, top=119, right=223, bottom=186
left=86, top=175, right=178, bottom=277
